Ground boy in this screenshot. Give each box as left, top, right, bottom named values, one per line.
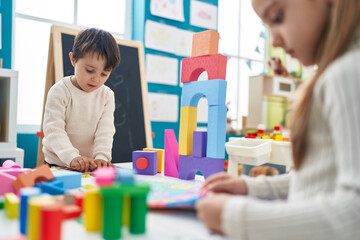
left=42, top=28, right=120, bottom=172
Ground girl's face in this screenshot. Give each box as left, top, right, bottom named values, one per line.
left=69, top=52, right=111, bottom=92
left=252, top=0, right=331, bottom=66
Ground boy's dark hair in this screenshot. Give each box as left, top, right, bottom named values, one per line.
left=72, top=28, right=120, bottom=71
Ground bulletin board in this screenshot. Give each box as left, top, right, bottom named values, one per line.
left=133, top=0, right=219, bottom=149
left=37, top=25, right=153, bottom=166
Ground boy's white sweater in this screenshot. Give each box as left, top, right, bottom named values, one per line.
left=42, top=76, right=115, bottom=166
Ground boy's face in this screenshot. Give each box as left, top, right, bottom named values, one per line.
left=69, top=52, right=111, bottom=92
left=252, top=0, right=331, bottom=66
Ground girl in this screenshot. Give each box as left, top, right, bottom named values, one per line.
left=196, top=0, right=360, bottom=239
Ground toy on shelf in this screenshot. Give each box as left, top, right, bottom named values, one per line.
left=268, top=57, right=289, bottom=77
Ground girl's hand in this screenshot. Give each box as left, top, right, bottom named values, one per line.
left=202, top=172, right=248, bottom=195
left=195, top=193, right=231, bottom=234
left=70, top=156, right=97, bottom=172
left=94, top=159, right=114, bottom=168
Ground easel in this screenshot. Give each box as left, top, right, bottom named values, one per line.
left=36, top=25, right=83, bottom=167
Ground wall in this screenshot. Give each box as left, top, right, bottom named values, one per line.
left=0, top=0, right=12, bottom=68
left=133, top=0, right=219, bottom=149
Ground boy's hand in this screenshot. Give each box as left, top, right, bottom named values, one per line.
left=195, top=192, right=231, bottom=234
left=94, top=159, right=114, bottom=168
left=70, top=156, right=97, bottom=172
left=201, top=172, right=248, bottom=195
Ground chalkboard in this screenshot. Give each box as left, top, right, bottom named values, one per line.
left=37, top=25, right=152, bottom=165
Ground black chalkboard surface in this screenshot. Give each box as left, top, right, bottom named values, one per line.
left=37, top=25, right=152, bottom=165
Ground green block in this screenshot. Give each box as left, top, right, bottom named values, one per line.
left=0, top=197, right=4, bottom=209
left=100, top=183, right=150, bottom=239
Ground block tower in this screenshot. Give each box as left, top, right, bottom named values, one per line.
left=177, top=30, right=227, bottom=180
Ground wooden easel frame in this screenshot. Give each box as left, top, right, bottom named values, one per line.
left=37, top=25, right=152, bottom=166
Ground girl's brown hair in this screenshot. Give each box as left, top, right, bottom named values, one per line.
left=291, top=0, right=360, bottom=170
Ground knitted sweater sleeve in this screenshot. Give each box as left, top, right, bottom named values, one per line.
left=43, top=82, right=80, bottom=165
left=221, top=50, right=360, bottom=240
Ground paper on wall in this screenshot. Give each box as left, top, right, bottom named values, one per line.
left=146, top=54, right=179, bottom=86
left=145, top=20, right=193, bottom=57
left=150, top=0, right=185, bottom=22
left=148, top=93, right=179, bottom=122
left=190, top=0, right=218, bottom=30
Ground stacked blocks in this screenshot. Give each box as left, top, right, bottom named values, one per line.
left=132, top=151, right=158, bottom=175
left=164, top=129, right=179, bottom=177
left=177, top=30, right=227, bottom=180
left=0, top=168, right=31, bottom=196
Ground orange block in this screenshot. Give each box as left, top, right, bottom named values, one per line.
left=181, top=54, right=227, bottom=83
left=191, top=30, right=219, bottom=57
left=12, top=164, right=55, bottom=192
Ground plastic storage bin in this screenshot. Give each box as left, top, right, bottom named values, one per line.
left=225, top=138, right=273, bottom=166
left=269, top=141, right=293, bottom=166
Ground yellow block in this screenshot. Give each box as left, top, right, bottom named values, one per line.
left=143, top=148, right=164, bottom=173
left=84, top=189, right=103, bottom=231
left=179, top=106, right=197, bottom=155
left=122, top=195, right=130, bottom=226
left=4, top=193, right=19, bottom=219
left=27, top=195, right=54, bottom=240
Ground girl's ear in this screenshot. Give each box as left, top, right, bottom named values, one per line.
left=69, top=52, right=76, bottom=67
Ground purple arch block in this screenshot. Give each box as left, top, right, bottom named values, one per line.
left=178, top=155, right=224, bottom=180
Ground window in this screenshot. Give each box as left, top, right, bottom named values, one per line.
left=218, top=0, right=267, bottom=131
left=14, top=0, right=132, bottom=128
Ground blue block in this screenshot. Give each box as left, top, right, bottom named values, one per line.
left=20, top=187, right=41, bottom=234
left=115, top=168, right=135, bottom=184
left=132, top=151, right=158, bottom=175
left=53, top=170, right=82, bottom=189
left=35, top=180, right=66, bottom=195
left=193, top=131, right=207, bottom=157
left=207, top=105, right=227, bottom=159
left=181, top=79, right=227, bottom=107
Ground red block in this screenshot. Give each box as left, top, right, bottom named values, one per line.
left=181, top=54, right=227, bottom=83
left=41, top=203, right=62, bottom=240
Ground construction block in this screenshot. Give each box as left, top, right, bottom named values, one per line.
left=0, top=197, right=4, bottom=209
left=84, top=189, right=103, bottom=232
left=191, top=30, right=219, bottom=57
left=181, top=79, right=227, bottom=107
left=115, top=168, right=135, bottom=184
left=178, top=155, right=224, bottom=180
left=19, top=187, right=42, bottom=234
left=181, top=54, right=227, bottom=83
left=94, top=167, right=116, bottom=185
left=164, top=129, right=179, bottom=178
left=4, top=193, right=19, bottom=219
left=122, top=195, right=131, bottom=226
left=35, top=180, right=65, bottom=195
left=143, top=148, right=164, bottom=173
left=74, top=192, right=85, bottom=211
left=193, top=131, right=207, bottom=157
left=132, top=151, right=158, bottom=175
left=207, top=105, right=227, bottom=159
left=27, top=195, right=54, bottom=240
left=62, top=204, right=81, bottom=219
left=41, top=203, right=63, bottom=240
left=13, top=164, right=55, bottom=192
left=179, top=106, right=197, bottom=156
left=101, top=183, right=150, bottom=239
left=52, top=170, right=82, bottom=189
left=0, top=168, right=31, bottom=196
left=2, top=160, right=21, bottom=168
